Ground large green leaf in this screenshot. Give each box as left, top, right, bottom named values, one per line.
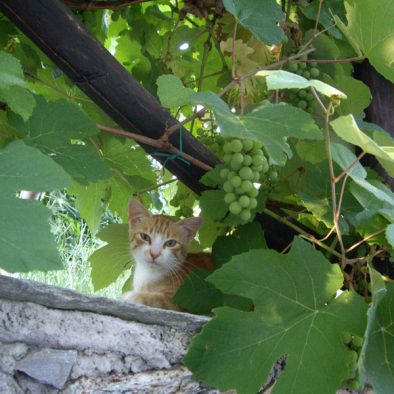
left=360, top=282, right=394, bottom=394
left=258, top=70, right=347, bottom=99
left=185, top=237, right=368, bottom=394
left=190, top=92, right=322, bottom=166
left=0, top=140, right=72, bottom=272
left=339, top=0, right=394, bottom=82
left=9, top=97, right=110, bottom=184
left=199, top=190, right=228, bottom=221
left=89, top=224, right=132, bottom=291
left=156, top=74, right=194, bottom=108
left=223, top=0, right=285, bottom=45
left=0, top=51, right=35, bottom=121
left=331, top=115, right=394, bottom=178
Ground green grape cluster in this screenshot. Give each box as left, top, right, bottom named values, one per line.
left=340, top=332, right=365, bottom=391
left=286, top=55, right=320, bottom=80
left=220, top=138, right=269, bottom=222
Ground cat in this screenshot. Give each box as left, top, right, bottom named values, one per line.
left=121, top=199, right=215, bottom=311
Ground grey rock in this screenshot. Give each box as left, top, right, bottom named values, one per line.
left=0, top=370, right=24, bottom=394
left=0, top=275, right=209, bottom=331
left=0, top=342, right=28, bottom=374
left=15, top=348, right=77, bottom=389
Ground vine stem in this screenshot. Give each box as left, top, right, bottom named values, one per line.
left=262, top=208, right=342, bottom=259
left=133, top=178, right=177, bottom=197
left=97, top=124, right=213, bottom=171
left=295, top=56, right=366, bottom=64
left=61, top=0, right=148, bottom=9
left=314, top=0, right=325, bottom=35
left=346, top=229, right=386, bottom=254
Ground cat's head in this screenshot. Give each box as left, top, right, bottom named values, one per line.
left=128, top=199, right=202, bottom=272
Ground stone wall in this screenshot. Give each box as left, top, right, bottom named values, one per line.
left=0, top=275, right=212, bottom=393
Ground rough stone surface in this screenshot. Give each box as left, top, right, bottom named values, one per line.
left=0, top=275, right=209, bottom=331
left=15, top=348, right=77, bottom=389
left=0, top=275, right=212, bottom=393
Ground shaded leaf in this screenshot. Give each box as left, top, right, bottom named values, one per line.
left=360, top=282, right=394, bottom=394
left=223, top=0, right=285, bottom=45
left=0, top=140, right=72, bottom=272
left=156, top=74, right=194, bottom=108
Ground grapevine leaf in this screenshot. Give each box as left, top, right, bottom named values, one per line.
left=200, top=190, right=228, bottom=221
left=185, top=238, right=368, bottom=394
left=213, top=222, right=267, bottom=268
left=9, top=97, right=110, bottom=184
left=360, top=282, right=394, bottom=394
left=340, top=0, right=394, bottom=82
left=385, top=224, right=394, bottom=249
left=156, top=74, right=194, bottom=108
left=223, top=0, right=285, bottom=45
left=258, top=70, right=347, bottom=99
left=101, top=135, right=156, bottom=182
left=190, top=92, right=322, bottom=166
left=173, top=268, right=252, bottom=315
left=331, top=115, right=394, bottom=177
left=198, top=215, right=226, bottom=250
left=89, top=224, right=132, bottom=291
left=322, top=74, right=371, bottom=115
left=0, top=86, right=36, bottom=122
left=0, top=140, right=72, bottom=272
left=70, top=180, right=108, bottom=235
left=0, top=51, right=35, bottom=120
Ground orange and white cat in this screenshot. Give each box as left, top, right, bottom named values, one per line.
left=122, top=199, right=214, bottom=311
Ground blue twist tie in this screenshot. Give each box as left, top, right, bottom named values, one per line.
left=153, top=127, right=190, bottom=167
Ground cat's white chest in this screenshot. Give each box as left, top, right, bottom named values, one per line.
left=132, top=262, right=165, bottom=291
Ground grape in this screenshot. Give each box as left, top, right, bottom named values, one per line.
left=232, top=152, right=244, bottom=165
left=299, top=62, right=307, bottom=70
left=239, top=166, right=253, bottom=180
left=230, top=175, right=242, bottom=188
left=310, top=67, right=320, bottom=78
left=288, top=63, right=298, bottom=72
left=223, top=154, right=231, bottom=163
left=242, top=139, right=254, bottom=152
left=229, top=201, right=242, bottom=215
left=230, top=159, right=243, bottom=170
left=305, top=93, right=314, bottom=102
left=240, top=209, right=252, bottom=221
left=252, top=172, right=260, bottom=182
left=302, top=70, right=311, bottom=79
left=341, top=331, right=352, bottom=345
left=239, top=195, right=250, bottom=208
left=252, top=154, right=265, bottom=166
left=248, top=188, right=258, bottom=198
left=224, top=192, right=236, bottom=204
left=241, top=180, right=253, bottom=193
left=230, top=139, right=243, bottom=153
left=298, top=90, right=307, bottom=99
left=223, top=181, right=234, bottom=193
left=351, top=335, right=364, bottom=348
left=249, top=198, right=258, bottom=209
left=243, top=154, right=252, bottom=166
left=297, top=100, right=307, bottom=110
left=220, top=168, right=230, bottom=179
left=223, top=141, right=232, bottom=154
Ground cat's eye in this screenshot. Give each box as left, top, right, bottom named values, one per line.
left=139, top=233, right=151, bottom=242
left=164, top=239, right=177, bottom=248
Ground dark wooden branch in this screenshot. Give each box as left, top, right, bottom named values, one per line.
left=0, top=0, right=220, bottom=195
left=61, top=0, right=148, bottom=10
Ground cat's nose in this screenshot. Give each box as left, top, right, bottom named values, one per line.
left=150, top=250, right=161, bottom=260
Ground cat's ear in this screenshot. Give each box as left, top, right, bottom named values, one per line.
left=177, top=216, right=203, bottom=243
left=128, top=199, right=151, bottom=227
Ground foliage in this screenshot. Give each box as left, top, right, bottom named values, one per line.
left=1, top=0, right=394, bottom=393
